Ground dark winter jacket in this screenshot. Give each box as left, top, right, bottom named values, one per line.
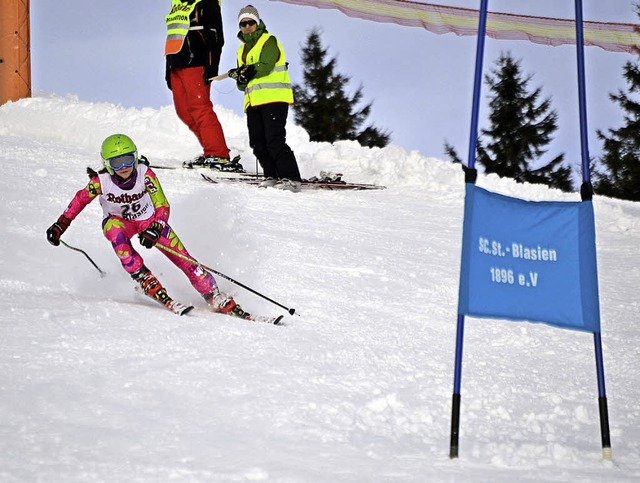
left=166, top=0, right=224, bottom=74
left=235, top=21, right=281, bottom=91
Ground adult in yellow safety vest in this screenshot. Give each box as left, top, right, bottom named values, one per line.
left=228, top=5, right=302, bottom=192
left=165, top=0, right=238, bottom=170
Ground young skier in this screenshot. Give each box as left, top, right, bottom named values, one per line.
left=45, top=134, right=246, bottom=317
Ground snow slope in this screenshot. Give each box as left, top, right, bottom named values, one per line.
left=0, top=95, right=639, bottom=482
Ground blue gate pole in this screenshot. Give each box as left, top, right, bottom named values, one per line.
left=450, top=0, right=489, bottom=459
left=574, top=0, right=591, bottom=185
left=465, top=0, right=489, bottom=171
left=575, top=0, right=611, bottom=460
left=449, top=313, right=466, bottom=458
left=594, top=332, right=612, bottom=459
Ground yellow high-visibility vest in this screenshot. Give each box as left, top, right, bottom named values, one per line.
left=238, top=33, right=294, bottom=111
left=165, top=0, right=202, bottom=55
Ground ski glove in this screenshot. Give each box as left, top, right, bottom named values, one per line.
left=165, top=64, right=172, bottom=91
left=228, top=65, right=256, bottom=84
left=46, top=215, right=71, bottom=246
left=204, top=66, right=218, bottom=84
left=227, top=67, right=239, bottom=80
left=139, top=221, right=163, bottom=249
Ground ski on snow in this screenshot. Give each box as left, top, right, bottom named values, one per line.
left=135, top=286, right=282, bottom=324
left=134, top=285, right=194, bottom=316
left=200, top=173, right=386, bottom=191
left=149, top=154, right=245, bottom=172
left=220, top=300, right=285, bottom=325
left=149, top=163, right=245, bottom=173
left=148, top=159, right=383, bottom=191
left=167, top=301, right=194, bottom=316
left=232, top=312, right=285, bottom=325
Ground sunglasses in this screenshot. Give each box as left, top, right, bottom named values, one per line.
left=108, top=153, right=137, bottom=171
left=239, top=20, right=257, bottom=28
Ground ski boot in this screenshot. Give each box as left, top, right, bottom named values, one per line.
left=207, top=154, right=244, bottom=173
left=204, top=289, right=238, bottom=313
left=132, top=266, right=193, bottom=316
left=183, top=154, right=244, bottom=173
left=203, top=290, right=284, bottom=324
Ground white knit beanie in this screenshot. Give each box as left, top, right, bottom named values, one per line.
left=238, top=5, right=260, bottom=24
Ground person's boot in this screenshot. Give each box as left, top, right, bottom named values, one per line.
left=132, top=266, right=170, bottom=305
left=203, top=289, right=237, bottom=313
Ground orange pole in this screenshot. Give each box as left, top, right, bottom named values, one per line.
left=0, top=0, right=31, bottom=105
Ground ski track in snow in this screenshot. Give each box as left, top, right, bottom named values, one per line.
left=0, top=96, right=639, bottom=482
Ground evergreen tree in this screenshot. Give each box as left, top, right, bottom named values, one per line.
left=446, top=52, right=573, bottom=192
left=292, top=28, right=390, bottom=148
left=479, top=53, right=572, bottom=191
left=593, top=59, right=640, bottom=201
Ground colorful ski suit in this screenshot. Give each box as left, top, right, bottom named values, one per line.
left=61, top=165, right=216, bottom=295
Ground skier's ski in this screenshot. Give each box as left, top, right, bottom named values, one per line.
left=134, top=285, right=194, bottom=316
left=150, top=155, right=245, bottom=172
left=200, top=173, right=261, bottom=184
left=200, top=173, right=385, bottom=190
left=236, top=313, right=285, bottom=325
left=219, top=302, right=284, bottom=325
left=183, top=154, right=245, bottom=172
left=167, top=300, right=195, bottom=316
left=149, top=164, right=178, bottom=170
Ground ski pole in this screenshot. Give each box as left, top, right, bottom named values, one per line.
left=60, top=240, right=106, bottom=278
left=155, top=243, right=296, bottom=316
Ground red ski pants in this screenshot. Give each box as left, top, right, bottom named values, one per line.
left=170, top=66, right=230, bottom=159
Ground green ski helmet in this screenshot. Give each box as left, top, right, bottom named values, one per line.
left=101, top=134, right=138, bottom=174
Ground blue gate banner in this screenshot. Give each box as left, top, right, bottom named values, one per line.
left=458, top=184, right=601, bottom=332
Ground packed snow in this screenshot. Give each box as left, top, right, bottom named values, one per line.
left=0, top=94, right=639, bottom=482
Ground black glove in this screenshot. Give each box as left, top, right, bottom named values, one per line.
left=46, top=215, right=71, bottom=246
left=237, top=64, right=256, bottom=84
left=229, top=65, right=256, bottom=83
left=165, top=65, right=172, bottom=91
left=204, top=65, right=218, bottom=83
left=139, top=221, right=163, bottom=249
left=139, top=154, right=150, bottom=166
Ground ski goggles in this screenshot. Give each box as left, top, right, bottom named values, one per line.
left=107, top=153, right=137, bottom=171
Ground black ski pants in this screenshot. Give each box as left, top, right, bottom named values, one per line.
left=246, top=102, right=301, bottom=181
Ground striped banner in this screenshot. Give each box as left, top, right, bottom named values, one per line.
left=271, top=0, right=639, bottom=54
